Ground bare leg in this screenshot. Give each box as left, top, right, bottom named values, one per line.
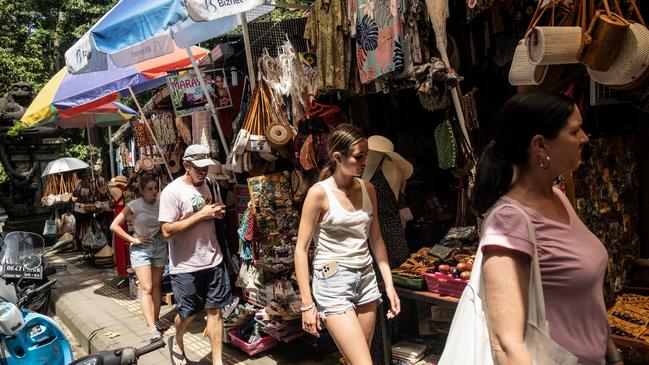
left=205, top=307, right=224, bottom=365
left=151, top=266, right=165, bottom=321
left=325, top=310, right=373, bottom=365
left=134, top=266, right=155, bottom=330
left=356, top=301, right=378, bottom=349
left=172, top=314, right=195, bottom=365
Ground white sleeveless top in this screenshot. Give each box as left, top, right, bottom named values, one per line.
left=312, top=178, right=374, bottom=269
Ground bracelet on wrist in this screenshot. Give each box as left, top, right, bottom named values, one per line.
left=299, top=303, right=314, bottom=312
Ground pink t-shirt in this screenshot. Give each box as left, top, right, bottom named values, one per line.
left=158, top=177, right=222, bottom=274
left=482, top=187, right=609, bottom=365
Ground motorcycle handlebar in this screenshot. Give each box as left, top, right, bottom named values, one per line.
left=34, top=279, right=57, bottom=294
left=135, top=338, right=166, bottom=357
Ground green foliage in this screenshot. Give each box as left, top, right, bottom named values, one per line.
left=59, top=142, right=99, bottom=162
left=0, top=163, right=7, bottom=184
left=0, top=0, right=118, bottom=92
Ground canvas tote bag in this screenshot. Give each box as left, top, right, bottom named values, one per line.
left=439, top=204, right=578, bottom=365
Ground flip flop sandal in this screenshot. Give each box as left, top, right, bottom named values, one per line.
left=155, top=320, right=170, bottom=334
left=167, top=336, right=187, bottom=365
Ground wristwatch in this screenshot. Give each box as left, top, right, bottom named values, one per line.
left=606, top=347, right=623, bottom=363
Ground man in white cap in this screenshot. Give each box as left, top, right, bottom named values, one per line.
left=158, top=144, right=234, bottom=365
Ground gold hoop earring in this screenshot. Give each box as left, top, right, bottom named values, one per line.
left=538, top=155, right=551, bottom=170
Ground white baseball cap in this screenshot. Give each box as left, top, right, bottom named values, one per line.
left=183, top=144, right=216, bottom=168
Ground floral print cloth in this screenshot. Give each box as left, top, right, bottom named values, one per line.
left=304, top=0, right=350, bottom=91
left=355, top=0, right=405, bottom=83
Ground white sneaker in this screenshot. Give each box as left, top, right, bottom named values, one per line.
left=222, top=296, right=240, bottom=320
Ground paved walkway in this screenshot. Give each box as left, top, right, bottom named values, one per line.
left=49, top=251, right=341, bottom=364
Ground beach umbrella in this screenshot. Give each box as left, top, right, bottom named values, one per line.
left=56, top=101, right=136, bottom=129
left=41, top=157, right=90, bottom=177
left=20, top=45, right=207, bottom=128
left=64, top=0, right=273, bottom=156
left=65, top=0, right=265, bottom=74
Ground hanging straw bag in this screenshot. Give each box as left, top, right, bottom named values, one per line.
left=439, top=204, right=578, bottom=365
left=589, top=0, right=649, bottom=88
left=509, top=1, right=550, bottom=86
left=526, top=0, right=582, bottom=65
left=242, top=81, right=272, bottom=153
left=577, top=0, right=629, bottom=71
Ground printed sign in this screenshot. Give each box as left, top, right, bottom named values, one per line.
left=185, top=0, right=265, bottom=21
left=167, top=69, right=232, bottom=117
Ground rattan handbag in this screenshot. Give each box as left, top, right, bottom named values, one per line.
left=588, top=1, right=649, bottom=88
left=526, top=0, right=582, bottom=65
left=589, top=0, right=649, bottom=89
left=577, top=0, right=629, bottom=71
left=509, top=1, right=550, bottom=86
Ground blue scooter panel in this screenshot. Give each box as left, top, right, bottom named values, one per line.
left=1, top=311, right=74, bottom=365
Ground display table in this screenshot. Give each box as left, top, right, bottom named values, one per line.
left=395, top=287, right=459, bottom=308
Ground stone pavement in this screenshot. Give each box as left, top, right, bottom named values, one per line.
left=49, top=251, right=341, bottom=364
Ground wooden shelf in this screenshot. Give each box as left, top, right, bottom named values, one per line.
left=395, top=287, right=459, bottom=308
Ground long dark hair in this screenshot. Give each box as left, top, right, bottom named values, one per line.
left=471, top=91, right=575, bottom=214
left=319, top=124, right=366, bottom=181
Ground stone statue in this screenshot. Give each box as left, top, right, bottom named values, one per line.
left=0, top=81, right=34, bottom=126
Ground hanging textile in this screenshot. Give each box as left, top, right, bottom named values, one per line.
left=304, top=0, right=350, bottom=91
left=355, top=0, right=405, bottom=83
left=192, top=110, right=219, bottom=153
left=110, top=184, right=130, bottom=277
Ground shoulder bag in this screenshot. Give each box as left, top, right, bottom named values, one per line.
left=439, top=203, right=578, bottom=365
left=206, top=178, right=240, bottom=280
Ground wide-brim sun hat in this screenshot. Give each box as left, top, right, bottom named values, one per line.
left=367, top=136, right=414, bottom=179
left=108, top=175, right=128, bottom=187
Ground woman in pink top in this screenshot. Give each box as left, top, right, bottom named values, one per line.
left=471, top=91, right=623, bottom=365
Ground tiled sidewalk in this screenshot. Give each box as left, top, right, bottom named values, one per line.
left=49, top=251, right=340, bottom=364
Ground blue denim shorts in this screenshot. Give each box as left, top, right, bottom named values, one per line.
left=312, top=263, right=381, bottom=318
left=130, top=233, right=168, bottom=268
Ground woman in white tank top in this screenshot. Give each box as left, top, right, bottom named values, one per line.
left=295, top=124, right=401, bottom=365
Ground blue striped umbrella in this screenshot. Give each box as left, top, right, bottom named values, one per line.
left=65, top=0, right=267, bottom=74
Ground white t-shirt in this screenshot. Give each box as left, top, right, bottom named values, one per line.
left=158, top=177, right=222, bottom=274
left=127, top=198, right=161, bottom=238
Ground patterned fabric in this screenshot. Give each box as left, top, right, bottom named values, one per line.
left=304, top=0, right=350, bottom=91
left=355, top=0, right=405, bottom=83
left=369, top=168, right=416, bottom=364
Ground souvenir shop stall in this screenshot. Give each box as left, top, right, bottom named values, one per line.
left=211, top=0, right=649, bottom=363
left=39, top=154, right=116, bottom=268
left=62, top=0, right=649, bottom=360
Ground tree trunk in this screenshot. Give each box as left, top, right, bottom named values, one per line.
left=50, top=10, right=66, bottom=75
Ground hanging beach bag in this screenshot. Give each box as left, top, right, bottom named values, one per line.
left=577, top=0, right=629, bottom=71
left=438, top=204, right=578, bottom=365
left=266, top=122, right=293, bottom=148
left=509, top=1, right=551, bottom=86
left=526, top=0, right=582, bottom=65
left=589, top=0, right=649, bottom=89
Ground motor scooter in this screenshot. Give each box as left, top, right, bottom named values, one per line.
left=0, top=231, right=59, bottom=314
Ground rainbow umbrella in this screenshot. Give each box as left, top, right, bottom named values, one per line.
left=56, top=101, right=136, bottom=129
left=20, top=44, right=208, bottom=128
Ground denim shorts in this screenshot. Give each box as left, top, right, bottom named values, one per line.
left=312, top=264, right=381, bottom=318
left=130, top=233, right=168, bottom=268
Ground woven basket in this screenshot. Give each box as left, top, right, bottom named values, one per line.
left=588, top=22, right=649, bottom=86
left=509, top=39, right=549, bottom=86
left=527, top=26, right=582, bottom=65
